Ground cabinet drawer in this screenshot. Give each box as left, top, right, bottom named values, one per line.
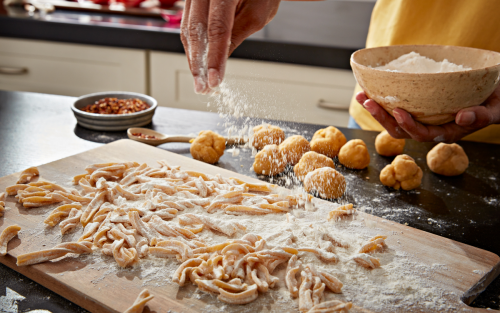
left=0, top=38, right=146, bottom=96
left=151, top=51, right=355, bottom=127
left=177, top=70, right=352, bottom=126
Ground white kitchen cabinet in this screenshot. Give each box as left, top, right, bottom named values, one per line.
left=150, top=51, right=356, bottom=127
left=0, top=37, right=146, bottom=96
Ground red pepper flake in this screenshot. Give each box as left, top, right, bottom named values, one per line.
left=131, top=132, right=159, bottom=140
left=80, top=98, right=150, bottom=114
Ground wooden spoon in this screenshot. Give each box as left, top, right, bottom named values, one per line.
left=127, top=128, right=246, bottom=147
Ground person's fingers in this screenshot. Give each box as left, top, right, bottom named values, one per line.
left=456, top=100, right=500, bottom=130
left=456, top=84, right=500, bottom=127
left=180, top=0, right=192, bottom=60
left=355, top=91, right=368, bottom=105
left=228, top=15, right=262, bottom=56
left=206, top=0, right=238, bottom=89
left=228, top=0, right=280, bottom=56
left=392, top=108, right=468, bottom=143
left=186, top=0, right=210, bottom=94
left=362, top=100, right=410, bottom=139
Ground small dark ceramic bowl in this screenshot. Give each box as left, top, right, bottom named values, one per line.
left=71, top=91, right=158, bottom=131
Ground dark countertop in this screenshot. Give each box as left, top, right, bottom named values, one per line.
left=0, top=90, right=499, bottom=311
left=0, top=1, right=375, bottom=69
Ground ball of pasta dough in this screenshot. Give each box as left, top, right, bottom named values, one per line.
left=280, top=135, right=311, bottom=165
left=304, top=167, right=346, bottom=199
left=375, top=130, right=405, bottom=156
left=251, top=124, right=285, bottom=150
left=253, top=144, right=286, bottom=176
left=380, top=154, right=423, bottom=190
left=190, top=130, right=225, bottom=164
left=427, top=143, right=468, bottom=176
left=338, top=139, right=370, bottom=169
left=310, top=126, right=347, bottom=158
left=293, top=151, right=335, bottom=181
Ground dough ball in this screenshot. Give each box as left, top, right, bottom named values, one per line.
left=427, top=143, right=468, bottom=176
left=380, top=154, right=423, bottom=190
left=190, top=130, right=226, bottom=164
left=251, top=124, right=285, bottom=150
left=304, top=167, right=346, bottom=199
left=375, top=130, right=405, bottom=156
left=253, top=144, right=286, bottom=176
left=293, top=151, right=335, bottom=181
left=310, top=126, right=347, bottom=158
left=338, top=139, right=370, bottom=169
left=280, top=135, right=311, bottom=165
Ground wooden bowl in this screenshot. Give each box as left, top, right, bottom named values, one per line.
left=350, top=45, right=500, bottom=125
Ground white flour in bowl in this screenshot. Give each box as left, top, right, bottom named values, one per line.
left=374, top=52, right=472, bottom=73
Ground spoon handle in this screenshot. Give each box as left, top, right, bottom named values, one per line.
left=163, top=136, right=195, bottom=143
left=225, top=137, right=246, bottom=145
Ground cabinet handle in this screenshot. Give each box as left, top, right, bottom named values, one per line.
left=0, top=66, right=29, bottom=75
left=317, top=99, right=349, bottom=111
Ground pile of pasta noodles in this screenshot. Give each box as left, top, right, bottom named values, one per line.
left=3, top=161, right=389, bottom=312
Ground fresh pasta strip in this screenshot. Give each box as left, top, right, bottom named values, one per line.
left=16, top=190, right=49, bottom=203
left=359, top=235, right=388, bottom=254
left=308, top=300, right=353, bottom=313
left=16, top=241, right=92, bottom=266
left=185, top=171, right=211, bottom=181
left=60, top=208, right=82, bottom=235
left=0, top=192, right=5, bottom=217
left=0, top=225, right=21, bottom=256
left=80, top=190, right=107, bottom=226
left=44, top=203, right=82, bottom=227
left=312, top=276, right=325, bottom=306
left=178, top=213, right=245, bottom=237
left=353, top=253, right=381, bottom=269
left=6, top=184, right=29, bottom=196
left=17, top=167, right=39, bottom=184
left=327, top=203, right=355, bottom=221
left=185, top=225, right=204, bottom=234
left=206, top=195, right=243, bottom=213
left=112, top=184, right=141, bottom=201
left=153, top=239, right=193, bottom=262
left=85, top=162, right=119, bottom=174
left=78, top=178, right=95, bottom=194
left=52, top=191, right=92, bottom=204
left=229, top=177, right=276, bottom=193
left=78, top=222, right=100, bottom=242
left=285, top=255, right=301, bottom=298
left=218, top=284, right=258, bottom=305
left=124, top=289, right=154, bottom=313
left=148, top=216, right=195, bottom=240
left=299, top=270, right=314, bottom=312
left=317, top=271, right=343, bottom=294
left=30, top=181, right=68, bottom=193
left=112, top=239, right=138, bottom=268
left=298, top=247, right=338, bottom=263
left=22, top=194, right=63, bottom=208
left=173, top=258, right=203, bottom=286
left=225, top=205, right=275, bottom=215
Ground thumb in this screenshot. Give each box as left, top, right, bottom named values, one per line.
left=456, top=104, right=499, bottom=129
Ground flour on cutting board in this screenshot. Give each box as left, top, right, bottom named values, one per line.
left=13, top=179, right=464, bottom=313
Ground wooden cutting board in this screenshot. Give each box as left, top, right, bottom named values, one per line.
left=0, top=139, right=498, bottom=313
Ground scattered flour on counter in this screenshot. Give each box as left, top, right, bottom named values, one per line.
left=374, top=52, right=472, bottom=73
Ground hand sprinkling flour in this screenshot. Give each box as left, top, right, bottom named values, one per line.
left=181, top=0, right=282, bottom=94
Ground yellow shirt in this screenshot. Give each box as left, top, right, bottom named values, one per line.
left=349, top=0, right=500, bottom=144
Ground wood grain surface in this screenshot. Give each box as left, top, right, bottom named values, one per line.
left=0, top=139, right=498, bottom=313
